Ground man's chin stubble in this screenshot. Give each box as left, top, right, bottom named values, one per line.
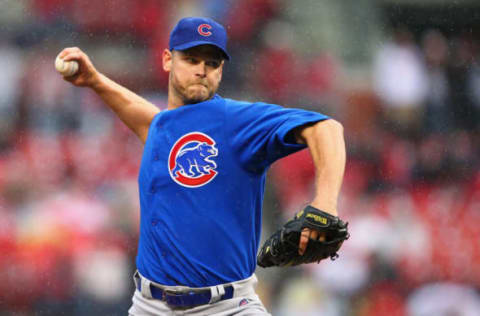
left=183, top=91, right=214, bottom=104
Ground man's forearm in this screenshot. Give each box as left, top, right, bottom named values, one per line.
left=299, top=119, right=346, bottom=215
left=58, top=47, right=161, bottom=144
left=92, top=73, right=160, bottom=143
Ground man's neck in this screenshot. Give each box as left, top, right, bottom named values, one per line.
left=167, top=84, right=186, bottom=110
left=167, top=96, right=184, bottom=110
left=167, top=90, right=216, bottom=110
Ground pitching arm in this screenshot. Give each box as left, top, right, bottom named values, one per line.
left=58, top=47, right=160, bottom=144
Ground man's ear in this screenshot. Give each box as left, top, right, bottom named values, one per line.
left=163, top=49, right=173, bottom=72
left=218, top=60, right=224, bottom=79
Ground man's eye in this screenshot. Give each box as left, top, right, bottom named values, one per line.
left=184, top=56, right=198, bottom=64
left=207, top=61, right=220, bottom=68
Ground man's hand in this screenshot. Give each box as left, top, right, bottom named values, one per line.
left=299, top=228, right=326, bottom=255
left=257, top=205, right=349, bottom=268
left=57, top=47, right=101, bottom=88
left=299, top=201, right=337, bottom=255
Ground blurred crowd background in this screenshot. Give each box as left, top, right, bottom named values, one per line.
left=0, top=0, right=479, bottom=315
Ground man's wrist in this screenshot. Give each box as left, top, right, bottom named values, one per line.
left=309, top=199, right=338, bottom=216
left=90, top=72, right=106, bottom=92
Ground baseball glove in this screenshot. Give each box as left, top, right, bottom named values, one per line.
left=257, top=205, right=349, bottom=267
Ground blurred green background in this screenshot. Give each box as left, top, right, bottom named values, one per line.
left=0, top=1, right=479, bottom=315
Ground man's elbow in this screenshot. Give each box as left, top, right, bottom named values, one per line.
left=312, top=119, right=344, bottom=140
left=321, top=119, right=343, bottom=134
left=296, top=119, right=344, bottom=144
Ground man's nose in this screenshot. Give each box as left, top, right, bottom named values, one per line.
left=195, top=61, right=207, bottom=77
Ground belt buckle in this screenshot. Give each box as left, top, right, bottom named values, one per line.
left=163, top=289, right=192, bottom=307
left=162, top=289, right=175, bottom=301
left=163, top=289, right=187, bottom=299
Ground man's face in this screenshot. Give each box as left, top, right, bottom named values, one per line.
left=163, top=45, right=225, bottom=105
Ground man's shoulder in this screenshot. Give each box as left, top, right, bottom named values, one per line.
left=222, top=96, right=255, bottom=107
left=222, top=96, right=281, bottom=110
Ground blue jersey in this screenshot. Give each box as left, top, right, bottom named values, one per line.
left=136, top=95, right=329, bottom=287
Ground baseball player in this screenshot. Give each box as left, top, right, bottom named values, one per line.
left=57, top=17, right=346, bottom=316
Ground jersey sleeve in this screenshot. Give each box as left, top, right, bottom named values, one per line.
left=227, top=100, right=330, bottom=173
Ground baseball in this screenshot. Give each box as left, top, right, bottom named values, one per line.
left=54, top=54, right=79, bottom=77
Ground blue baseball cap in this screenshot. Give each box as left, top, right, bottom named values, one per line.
left=169, top=17, right=230, bottom=60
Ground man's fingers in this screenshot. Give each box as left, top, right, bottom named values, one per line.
left=58, top=50, right=69, bottom=59
left=299, top=228, right=330, bottom=255
left=299, top=228, right=310, bottom=255
left=62, top=52, right=83, bottom=62
left=319, top=232, right=326, bottom=242
left=59, top=47, right=81, bottom=58
left=58, top=48, right=85, bottom=64
left=299, top=229, right=328, bottom=255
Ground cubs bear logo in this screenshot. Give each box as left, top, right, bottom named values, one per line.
left=168, top=132, right=218, bottom=187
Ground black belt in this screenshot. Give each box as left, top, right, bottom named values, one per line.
left=135, top=273, right=234, bottom=307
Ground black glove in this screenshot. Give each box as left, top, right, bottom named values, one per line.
left=257, top=205, right=349, bottom=267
